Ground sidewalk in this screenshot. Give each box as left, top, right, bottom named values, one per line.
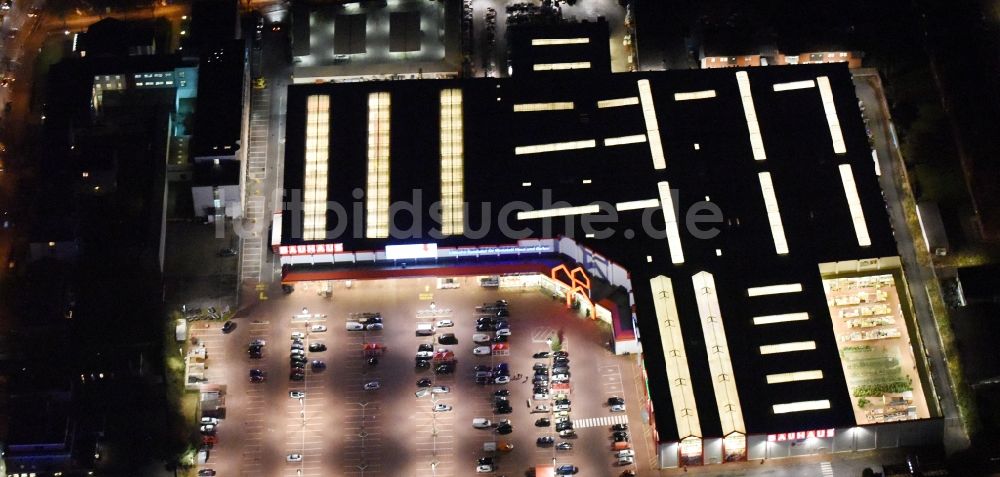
left=657, top=447, right=911, bottom=476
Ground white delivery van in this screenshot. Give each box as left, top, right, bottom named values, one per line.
left=416, top=323, right=435, bottom=336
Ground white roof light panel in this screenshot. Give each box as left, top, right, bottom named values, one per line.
left=692, top=271, right=746, bottom=436
left=514, top=140, right=596, bottom=155
left=615, top=198, right=660, bottom=211
left=637, top=80, right=666, bottom=170
left=757, top=172, right=790, bottom=255
left=597, top=97, right=639, bottom=108
left=365, top=92, right=391, bottom=239
left=747, top=283, right=803, bottom=296
left=440, top=89, right=465, bottom=236
left=650, top=275, right=703, bottom=439
left=772, top=80, right=816, bottom=91
left=303, top=95, right=330, bottom=241
left=766, top=370, right=824, bottom=384
left=657, top=181, right=685, bottom=264
left=759, top=341, right=817, bottom=355
left=736, top=71, right=767, bottom=160
left=838, top=164, right=872, bottom=247
left=532, top=38, right=590, bottom=46
left=513, top=102, right=575, bottom=112
left=673, top=90, right=717, bottom=101
left=604, top=134, right=647, bottom=147
left=753, top=312, right=810, bottom=325
left=517, top=204, right=600, bottom=220
left=817, top=76, right=847, bottom=154
left=773, top=400, right=831, bottom=414
left=533, top=62, right=591, bottom=71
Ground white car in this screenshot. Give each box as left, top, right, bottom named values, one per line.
left=534, top=393, right=550, bottom=400
left=434, top=403, right=453, bottom=412
left=558, top=429, right=577, bottom=438
left=431, top=386, right=450, bottom=394
left=477, top=464, right=494, bottom=473
left=618, top=455, right=634, bottom=465
left=436, top=319, right=454, bottom=327
left=552, top=373, right=570, bottom=382
left=617, top=450, right=635, bottom=458
left=200, top=417, right=219, bottom=425
left=416, top=351, right=434, bottom=359
left=415, top=388, right=431, bottom=398
left=531, top=404, right=550, bottom=413
left=199, top=424, right=216, bottom=434
left=494, top=375, right=510, bottom=384
left=473, top=346, right=491, bottom=355
left=310, top=324, right=327, bottom=332
left=472, top=418, right=492, bottom=428
left=290, top=332, right=305, bottom=340
left=364, top=381, right=380, bottom=390
left=496, top=328, right=511, bottom=337
left=611, top=403, right=626, bottom=412
left=553, top=403, right=570, bottom=412
left=286, top=454, right=303, bottom=462
left=289, top=391, right=306, bottom=399
left=346, top=321, right=364, bottom=331
left=472, top=333, right=491, bottom=343
left=555, top=416, right=570, bottom=424
left=366, top=323, right=384, bottom=330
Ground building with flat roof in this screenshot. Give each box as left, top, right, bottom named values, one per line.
left=271, top=28, right=941, bottom=468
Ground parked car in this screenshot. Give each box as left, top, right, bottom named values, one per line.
left=556, top=422, right=573, bottom=431
left=222, top=321, right=236, bottom=333
left=531, top=404, right=550, bottom=413
left=559, top=429, right=577, bottom=438
left=418, top=343, right=434, bottom=352
left=556, top=441, right=573, bottom=450
left=200, top=417, right=219, bottom=425
left=473, top=333, right=491, bottom=343
left=309, top=342, right=327, bottom=352
left=431, top=386, right=450, bottom=394
left=290, top=332, right=305, bottom=340
left=611, top=403, right=627, bottom=412
left=198, top=470, right=217, bottom=476
left=435, top=363, right=455, bottom=374
left=473, top=346, right=491, bottom=355
left=496, top=422, right=513, bottom=434
left=612, top=423, right=629, bottom=431
left=346, top=322, right=364, bottom=331
left=434, top=403, right=452, bottom=412
left=199, top=424, right=216, bottom=435
left=438, top=333, right=458, bottom=345
left=286, top=453, right=303, bottom=462
left=436, top=319, right=454, bottom=327
left=417, top=378, right=433, bottom=387
left=556, top=464, right=579, bottom=475
left=310, top=360, right=326, bottom=370
left=536, top=436, right=555, bottom=446
left=494, top=375, right=510, bottom=384
left=494, top=389, right=510, bottom=397
left=472, top=418, right=492, bottom=428
left=310, top=324, right=327, bottom=332
left=289, top=391, right=305, bottom=399
left=364, top=381, right=380, bottom=390
left=535, top=418, right=550, bottom=427
left=366, top=323, right=383, bottom=331
left=533, top=351, right=550, bottom=358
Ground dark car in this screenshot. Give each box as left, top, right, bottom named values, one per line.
left=311, top=360, right=326, bottom=370
left=309, top=342, right=327, bottom=352
left=537, top=436, right=555, bottom=446
left=607, top=396, right=625, bottom=406
left=476, top=323, right=491, bottom=332
left=416, top=358, right=431, bottom=369
left=368, top=357, right=378, bottom=365
left=290, top=372, right=305, bottom=381
left=291, top=342, right=305, bottom=350
left=533, top=362, right=548, bottom=370
left=291, top=360, right=306, bottom=369
left=535, top=418, right=551, bottom=427
left=494, top=389, right=510, bottom=397
left=553, top=366, right=570, bottom=375
left=198, top=470, right=217, bottom=476
left=417, top=378, right=433, bottom=387
left=555, top=398, right=571, bottom=406
left=614, top=431, right=629, bottom=440
left=494, top=363, right=509, bottom=373
left=250, top=369, right=265, bottom=376
left=555, top=422, right=573, bottom=431
left=435, top=363, right=455, bottom=374
left=474, top=365, right=491, bottom=372
left=496, top=423, right=513, bottom=434
left=533, top=351, right=550, bottom=359
left=612, top=423, right=629, bottom=431
left=495, top=403, right=512, bottom=414
left=553, top=351, right=569, bottom=358
left=553, top=357, right=570, bottom=365
left=418, top=343, right=434, bottom=352
left=556, top=465, right=579, bottom=475
left=534, top=386, right=549, bottom=394
left=492, top=335, right=508, bottom=343
left=438, top=333, right=458, bottom=345
left=475, top=376, right=490, bottom=385
left=222, top=321, right=236, bottom=333
left=478, top=457, right=494, bottom=466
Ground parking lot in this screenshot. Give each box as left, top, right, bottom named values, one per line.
left=194, top=275, right=649, bottom=476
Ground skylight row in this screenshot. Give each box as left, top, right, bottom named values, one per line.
left=838, top=164, right=872, bottom=247
left=759, top=341, right=816, bottom=355
left=615, top=198, right=660, bottom=211
left=532, top=38, right=590, bottom=46
left=773, top=400, right=831, bottom=414
left=673, top=90, right=717, bottom=101
left=303, top=95, right=330, bottom=241
left=747, top=283, right=803, bottom=296
left=657, top=181, right=685, bottom=264
left=650, top=275, right=703, bottom=439
left=597, top=97, right=639, bottom=108
left=440, top=89, right=465, bottom=236
left=736, top=71, right=767, bottom=160
left=533, top=62, right=591, bottom=71
left=757, top=172, right=790, bottom=255
left=753, top=312, right=810, bottom=325
left=772, top=80, right=816, bottom=92
left=817, top=76, right=847, bottom=154
left=513, top=102, right=575, bottom=112
left=516, top=204, right=600, bottom=220
left=514, top=140, right=596, bottom=155
left=366, top=92, right=391, bottom=239
left=604, top=134, right=647, bottom=147
left=637, top=80, right=667, bottom=170
left=692, top=271, right=746, bottom=436
left=766, top=370, right=824, bottom=384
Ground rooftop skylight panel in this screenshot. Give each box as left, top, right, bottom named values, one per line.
left=838, top=164, right=872, bottom=247
left=736, top=71, right=767, bottom=160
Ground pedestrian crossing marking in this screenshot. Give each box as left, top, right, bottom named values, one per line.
left=820, top=462, right=834, bottom=476
left=571, top=414, right=628, bottom=429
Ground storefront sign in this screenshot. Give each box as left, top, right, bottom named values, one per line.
left=278, top=243, right=344, bottom=255
left=447, top=244, right=554, bottom=257
left=767, top=428, right=835, bottom=442
left=385, top=243, right=438, bottom=260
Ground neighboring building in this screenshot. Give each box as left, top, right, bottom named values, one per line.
left=700, top=50, right=863, bottom=69
left=191, top=160, right=241, bottom=219
left=272, top=29, right=941, bottom=468
left=76, top=17, right=167, bottom=57
left=290, top=0, right=462, bottom=82
left=507, top=19, right=612, bottom=79
left=2, top=393, right=91, bottom=477
left=191, top=40, right=244, bottom=162
left=182, top=0, right=240, bottom=60
left=916, top=201, right=950, bottom=256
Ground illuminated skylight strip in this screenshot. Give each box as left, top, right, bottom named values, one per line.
left=440, top=89, right=464, bottom=236
left=773, top=400, right=831, bottom=414
left=657, top=181, right=684, bottom=264
left=772, top=80, right=816, bottom=91
left=514, top=140, right=596, bottom=155
left=517, top=204, right=600, bottom=220
left=838, top=164, right=872, bottom=247
left=604, top=134, right=647, bottom=146
left=615, top=198, right=659, bottom=211
left=637, top=80, right=666, bottom=170
left=753, top=312, right=810, bottom=325
left=650, top=275, right=703, bottom=440
left=532, top=38, right=590, bottom=46
left=766, top=370, right=824, bottom=384
left=513, top=102, right=575, bottom=112
left=758, top=172, right=789, bottom=254
left=303, top=95, right=330, bottom=241
left=673, top=90, right=717, bottom=101
left=366, top=92, right=391, bottom=239
left=759, top=341, right=816, bottom=355
left=533, top=62, right=591, bottom=71
left=597, top=97, right=639, bottom=108
left=736, top=71, right=767, bottom=160
left=692, top=271, right=746, bottom=436
left=817, top=76, right=847, bottom=154
left=747, top=283, right=802, bottom=296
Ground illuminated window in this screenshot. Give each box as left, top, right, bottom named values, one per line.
left=366, top=92, right=391, bottom=238
left=440, top=89, right=465, bottom=236
left=516, top=204, right=600, bottom=220
left=753, top=312, right=809, bottom=325
left=597, top=97, right=639, bottom=108
left=747, top=283, right=802, bottom=296
left=531, top=38, right=590, bottom=46
left=657, top=181, right=684, bottom=264
left=766, top=370, right=824, bottom=384
left=773, top=400, right=831, bottom=414
left=533, top=62, right=591, bottom=71
left=759, top=341, right=816, bottom=355
left=839, top=164, right=871, bottom=246
left=513, top=102, right=574, bottom=112
left=638, top=80, right=666, bottom=170
left=603, top=134, right=647, bottom=147
left=514, top=140, right=596, bottom=155
left=303, top=95, right=330, bottom=241
left=758, top=172, right=789, bottom=254
left=817, top=76, right=847, bottom=154
left=772, top=79, right=816, bottom=91
left=673, top=90, right=717, bottom=101
left=736, top=71, right=767, bottom=160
